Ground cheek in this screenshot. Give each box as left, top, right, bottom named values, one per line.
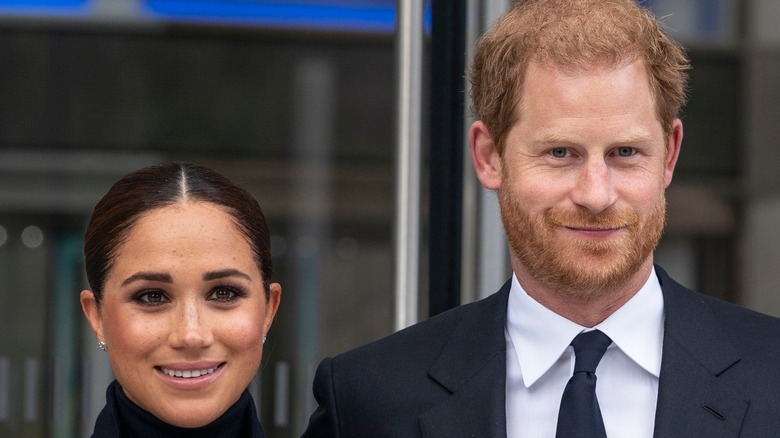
left=217, top=308, right=265, bottom=352
left=105, top=313, right=167, bottom=357
left=101, top=312, right=168, bottom=385
left=622, top=177, right=666, bottom=207
left=510, top=176, right=566, bottom=210
left=614, top=166, right=666, bottom=198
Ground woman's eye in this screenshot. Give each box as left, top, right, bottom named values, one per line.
left=550, top=148, right=568, bottom=158
left=208, top=286, right=241, bottom=302
left=135, top=290, right=168, bottom=306
left=616, top=146, right=634, bottom=157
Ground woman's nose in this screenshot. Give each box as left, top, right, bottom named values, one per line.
left=170, top=300, right=214, bottom=349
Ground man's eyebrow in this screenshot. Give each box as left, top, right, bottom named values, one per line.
left=203, top=269, right=252, bottom=281
left=535, top=131, right=652, bottom=144
left=536, top=132, right=577, bottom=143
left=121, top=272, right=173, bottom=286
left=612, top=132, right=653, bottom=143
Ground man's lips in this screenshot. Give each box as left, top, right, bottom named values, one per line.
left=565, top=226, right=623, bottom=232
left=561, top=225, right=627, bottom=239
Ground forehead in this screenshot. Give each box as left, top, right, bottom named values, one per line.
left=112, top=202, right=255, bottom=269
left=518, top=60, right=655, bottom=118
left=130, top=201, right=237, bottom=235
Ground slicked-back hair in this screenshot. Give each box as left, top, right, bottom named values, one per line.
left=470, top=0, right=690, bottom=155
left=84, top=162, right=273, bottom=304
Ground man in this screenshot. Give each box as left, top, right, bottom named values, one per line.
left=303, top=0, right=780, bottom=436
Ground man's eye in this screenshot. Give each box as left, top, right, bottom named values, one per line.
left=617, top=146, right=634, bottom=157
left=136, top=290, right=168, bottom=306
left=208, top=287, right=242, bottom=302
left=551, top=148, right=568, bottom=158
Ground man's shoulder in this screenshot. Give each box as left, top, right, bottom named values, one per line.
left=304, top=285, right=511, bottom=436
left=656, top=266, right=780, bottom=433
left=659, top=266, right=780, bottom=356
left=662, top=268, right=779, bottom=321
left=700, top=291, right=780, bottom=349
left=702, top=290, right=780, bottom=325
left=331, top=282, right=510, bottom=369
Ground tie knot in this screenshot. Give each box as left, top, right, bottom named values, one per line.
left=571, top=330, right=612, bottom=373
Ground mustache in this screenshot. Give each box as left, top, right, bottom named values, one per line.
left=545, top=207, right=639, bottom=230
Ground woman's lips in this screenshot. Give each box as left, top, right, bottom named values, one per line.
left=155, top=362, right=226, bottom=383
left=154, top=363, right=225, bottom=390
left=159, top=365, right=220, bottom=378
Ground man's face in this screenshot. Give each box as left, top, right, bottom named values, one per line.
left=494, top=60, right=681, bottom=299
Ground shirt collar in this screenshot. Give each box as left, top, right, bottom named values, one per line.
left=506, top=267, right=665, bottom=388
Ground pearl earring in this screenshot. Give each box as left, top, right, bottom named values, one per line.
left=98, top=341, right=107, bottom=351
left=262, top=334, right=267, bottom=344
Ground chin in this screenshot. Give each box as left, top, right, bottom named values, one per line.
left=148, top=396, right=233, bottom=429
left=158, top=408, right=224, bottom=429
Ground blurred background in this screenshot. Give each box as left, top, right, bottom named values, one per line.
left=0, top=0, right=779, bottom=436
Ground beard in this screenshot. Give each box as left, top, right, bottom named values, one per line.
left=498, top=188, right=666, bottom=301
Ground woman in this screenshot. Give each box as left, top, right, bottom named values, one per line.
left=80, top=163, right=281, bottom=437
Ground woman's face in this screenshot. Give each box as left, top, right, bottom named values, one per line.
left=80, top=202, right=281, bottom=427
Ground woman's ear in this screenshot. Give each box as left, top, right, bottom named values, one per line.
left=263, top=283, right=282, bottom=336
left=80, top=290, right=105, bottom=342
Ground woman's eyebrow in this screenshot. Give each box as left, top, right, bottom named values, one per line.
left=203, top=269, right=252, bottom=281
left=121, top=272, right=173, bottom=286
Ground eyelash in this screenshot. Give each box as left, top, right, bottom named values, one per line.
left=131, top=285, right=247, bottom=307
left=207, top=285, right=246, bottom=303
left=615, top=146, right=635, bottom=157
left=133, top=289, right=170, bottom=307
left=550, top=147, right=569, bottom=158
left=549, top=147, right=636, bottom=158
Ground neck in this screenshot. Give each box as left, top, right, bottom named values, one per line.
left=514, top=260, right=654, bottom=327
left=103, top=380, right=262, bottom=438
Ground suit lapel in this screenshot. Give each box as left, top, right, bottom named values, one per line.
left=653, top=267, right=747, bottom=438
left=418, top=282, right=510, bottom=438
left=414, top=268, right=751, bottom=437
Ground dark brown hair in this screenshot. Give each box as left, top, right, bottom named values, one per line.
left=470, top=0, right=690, bottom=155
left=84, top=162, right=272, bottom=304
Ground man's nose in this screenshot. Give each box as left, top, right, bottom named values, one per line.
left=570, top=157, right=617, bottom=214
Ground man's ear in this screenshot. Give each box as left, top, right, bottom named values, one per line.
left=664, top=119, right=683, bottom=188
left=469, top=120, right=502, bottom=190
left=80, top=290, right=105, bottom=343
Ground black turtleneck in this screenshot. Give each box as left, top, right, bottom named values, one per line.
left=89, top=380, right=265, bottom=438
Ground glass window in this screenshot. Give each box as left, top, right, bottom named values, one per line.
left=646, top=0, right=738, bottom=44
left=0, top=5, right=397, bottom=436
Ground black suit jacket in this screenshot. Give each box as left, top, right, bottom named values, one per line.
left=302, top=266, right=780, bottom=437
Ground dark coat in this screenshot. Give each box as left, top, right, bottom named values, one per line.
left=302, top=266, right=780, bottom=437
left=89, top=380, right=265, bottom=438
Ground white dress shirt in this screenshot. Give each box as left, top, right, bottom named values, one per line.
left=505, top=267, right=664, bottom=437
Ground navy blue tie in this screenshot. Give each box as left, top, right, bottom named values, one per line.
left=555, top=330, right=613, bottom=438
